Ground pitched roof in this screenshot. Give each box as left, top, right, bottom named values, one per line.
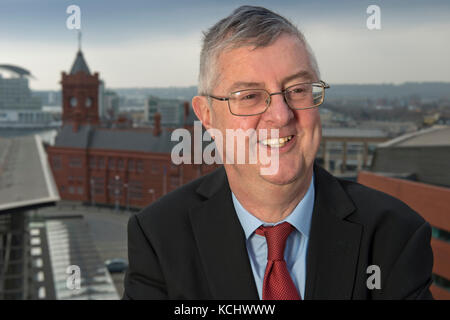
left=378, top=125, right=450, bottom=148
left=54, top=124, right=179, bottom=153
left=89, top=127, right=177, bottom=153
left=0, top=135, right=59, bottom=211
left=54, top=124, right=93, bottom=149
left=322, top=127, right=387, bottom=139
left=69, top=50, right=91, bottom=75
left=0, top=64, right=32, bottom=77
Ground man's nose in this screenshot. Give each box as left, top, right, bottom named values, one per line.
left=261, top=93, right=294, bottom=126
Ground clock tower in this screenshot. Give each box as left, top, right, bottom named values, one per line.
left=61, top=49, right=100, bottom=128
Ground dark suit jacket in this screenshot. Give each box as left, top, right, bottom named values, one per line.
left=122, top=164, right=434, bottom=300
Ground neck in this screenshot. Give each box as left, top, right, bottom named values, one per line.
left=227, top=166, right=313, bottom=223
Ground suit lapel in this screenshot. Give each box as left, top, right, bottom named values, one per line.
left=305, top=164, right=363, bottom=299
left=188, top=167, right=259, bottom=299
left=189, top=165, right=363, bottom=300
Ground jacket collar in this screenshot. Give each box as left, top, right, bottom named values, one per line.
left=304, top=164, right=362, bottom=299
left=190, top=164, right=362, bottom=299
left=190, top=167, right=259, bottom=299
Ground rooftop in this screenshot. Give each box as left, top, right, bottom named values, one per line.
left=69, top=50, right=91, bottom=75
left=0, top=135, right=59, bottom=212
left=0, top=64, right=33, bottom=78
left=378, top=125, right=450, bottom=148
left=322, top=127, right=388, bottom=139
left=54, top=124, right=179, bottom=153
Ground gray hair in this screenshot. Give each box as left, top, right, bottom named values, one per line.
left=198, top=5, right=320, bottom=96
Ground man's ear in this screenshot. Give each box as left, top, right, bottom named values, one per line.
left=192, top=95, right=213, bottom=131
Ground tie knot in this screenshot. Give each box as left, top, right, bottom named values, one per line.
left=255, top=222, right=294, bottom=261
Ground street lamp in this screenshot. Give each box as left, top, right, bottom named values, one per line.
left=114, top=175, right=120, bottom=212
left=90, top=177, right=95, bottom=206
left=124, top=183, right=129, bottom=211
left=148, top=188, right=155, bottom=202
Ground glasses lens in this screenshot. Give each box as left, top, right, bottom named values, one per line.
left=285, top=83, right=324, bottom=109
left=229, top=90, right=269, bottom=115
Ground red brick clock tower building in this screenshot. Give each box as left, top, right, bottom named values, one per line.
left=61, top=50, right=100, bottom=128
left=47, top=46, right=219, bottom=210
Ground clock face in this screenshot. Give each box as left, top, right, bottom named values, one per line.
left=86, top=97, right=92, bottom=108
left=70, top=97, right=77, bottom=107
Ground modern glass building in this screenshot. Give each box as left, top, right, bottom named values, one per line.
left=0, top=65, right=53, bottom=127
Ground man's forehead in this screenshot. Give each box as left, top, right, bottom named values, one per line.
left=220, top=34, right=305, bottom=61
left=217, top=37, right=311, bottom=81
left=226, top=70, right=315, bottom=92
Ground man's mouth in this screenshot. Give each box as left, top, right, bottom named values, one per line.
left=259, top=135, right=294, bottom=148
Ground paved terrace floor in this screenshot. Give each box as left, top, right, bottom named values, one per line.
left=33, top=202, right=130, bottom=299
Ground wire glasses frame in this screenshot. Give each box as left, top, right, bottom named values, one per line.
left=206, top=80, right=330, bottom=116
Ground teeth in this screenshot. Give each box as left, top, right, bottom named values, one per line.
left=260, top=135, right=293, bottom=147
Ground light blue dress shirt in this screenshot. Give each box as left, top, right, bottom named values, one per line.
left=231, top=173, right=315, bottom=299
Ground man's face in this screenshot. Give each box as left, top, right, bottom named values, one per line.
left=199, top=33, right=322, bottom=186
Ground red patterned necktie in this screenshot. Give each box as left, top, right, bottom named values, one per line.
left=255, top=222, right=301, bottom=300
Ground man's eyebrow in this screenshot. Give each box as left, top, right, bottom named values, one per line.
left=228, top=81, right=265, bottom=93
left=226, top=71, right=315, bottom=93
left=282, top=71, right=315, bottom=86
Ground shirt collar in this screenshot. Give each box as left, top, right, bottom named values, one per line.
left=232, top=173, right=315, bottom=240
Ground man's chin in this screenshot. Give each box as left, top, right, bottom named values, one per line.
left=258, top=168, right=300, bottom=186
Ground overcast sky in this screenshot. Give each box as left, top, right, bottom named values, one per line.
left=1, top=0, right=450, bottom=90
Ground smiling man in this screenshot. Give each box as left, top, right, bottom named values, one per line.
left=123, top=6, right=433, bottom=300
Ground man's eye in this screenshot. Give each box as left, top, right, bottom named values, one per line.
left=242, top=94, right=257, bottom=100
left=292, top=88, right=304, bottom=94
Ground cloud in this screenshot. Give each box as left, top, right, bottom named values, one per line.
left=306, top=22, right=450, bottom=84
left=0, top=33, right=202, bottom=90
left=1, top=0, right=449, bottom=89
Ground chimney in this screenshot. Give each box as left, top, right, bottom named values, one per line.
left=183, top=101, right=190, bottom=128
left=184, top=101, right=190, bottom=118
left=153, top=112, right=162, bottom=136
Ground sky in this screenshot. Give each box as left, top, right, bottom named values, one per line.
left=1, top=0, right=450, bottom=90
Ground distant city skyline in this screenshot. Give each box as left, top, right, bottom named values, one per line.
left=1, top=0, right=450, bottom=90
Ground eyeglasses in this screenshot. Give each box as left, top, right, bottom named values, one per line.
left=206, top=80, right=330, bottom=116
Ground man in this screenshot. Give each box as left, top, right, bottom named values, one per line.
left=123, top=6, right=433, bottom=300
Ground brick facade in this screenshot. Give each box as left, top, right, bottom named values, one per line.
left=47, top=49, right=219, bottom=209
left=47, top=145, right=217, bottom=209
left=61, top=71, right=100, bottom=127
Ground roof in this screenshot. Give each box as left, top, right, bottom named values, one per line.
left=0, top=135, right=59, bottom=212
left=70, top=50, right=91, bottom=75
left=90, top=128, right=178, bottom=153
left=54, top=124, right=179, bottom=153
left=378, top=125, right=450, bottom=148
left=322, top=128, right=387, bottom=139
left=54, top=124, right=92, bottom=149
left=0, top=64, right=33, bottom=77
